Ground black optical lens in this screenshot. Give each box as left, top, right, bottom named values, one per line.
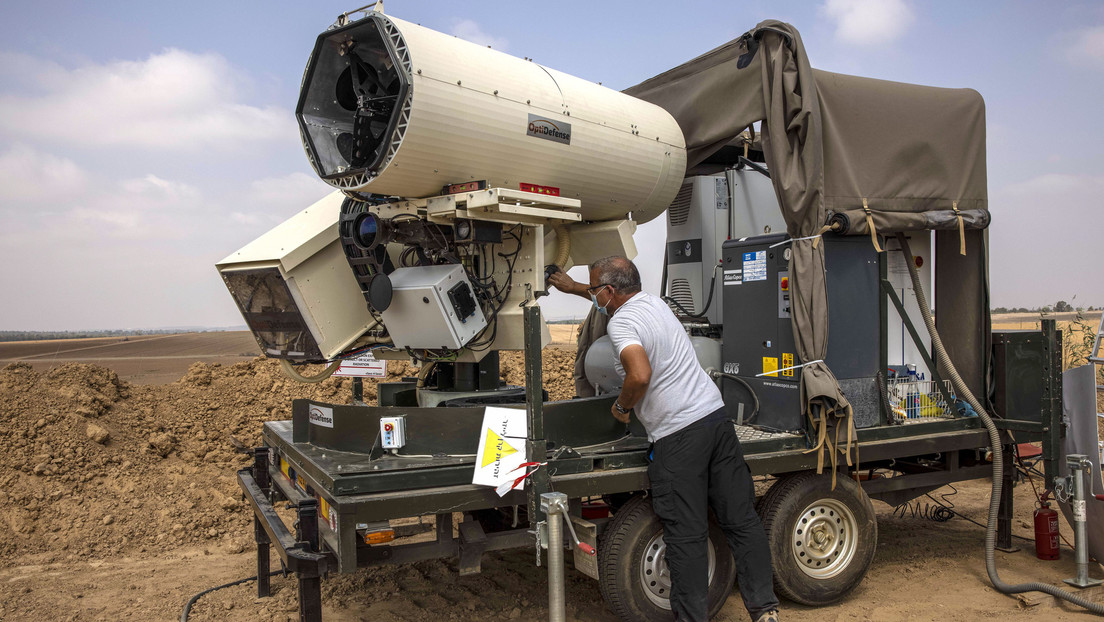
left=353, top=213, right=383, bottom=250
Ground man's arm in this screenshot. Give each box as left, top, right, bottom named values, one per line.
left=547, top=269, right=590, bottom=300
left=613, top=344, right=651, bottom=423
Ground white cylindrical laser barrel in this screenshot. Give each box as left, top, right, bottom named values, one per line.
left=296, top=12, right=687, bottom=224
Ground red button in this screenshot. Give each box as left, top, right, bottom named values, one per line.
left=780, top=277, right=789, bottom=291
left=384, top=423, right=393, bottom=432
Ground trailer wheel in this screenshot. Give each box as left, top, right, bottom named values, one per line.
left=598, top=495, right=735, bottom=622
left=757, top=472, right=876, bottom=606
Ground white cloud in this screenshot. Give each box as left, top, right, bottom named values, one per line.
left=821, top=0, right=914, bottom=46
left=0, top=49, right=295, bottom=152
left=1065, top=25, right=1104, bottom=68
left=60, top=174, right=203, bottom=239
left=0, top=144, right=89, bottom=205
left=451, top=19, right=509, bottom=51
left=246, top=172, right=332, bottom=209
left=120, top=174, right=201, bottom=203
left=225, top=172, right=333, bottom=229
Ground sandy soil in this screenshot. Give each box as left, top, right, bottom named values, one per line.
left=0, top=331, right=1101, bottom=621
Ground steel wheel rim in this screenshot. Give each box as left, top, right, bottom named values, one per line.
left=639, top=530, right=716, bottom=609
left=791, top=498, right=858, bottom=579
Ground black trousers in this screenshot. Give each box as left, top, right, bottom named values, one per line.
left=648, top=409, right=779, bottom=621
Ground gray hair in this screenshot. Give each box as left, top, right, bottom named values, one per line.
left=589, top=256, right=641, bottom=295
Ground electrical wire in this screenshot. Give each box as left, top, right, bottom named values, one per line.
left=661, top=263, right=719, bottom=321
left=466, top=225, right=523, bottom=352
left=709, top=371, right=760, bottom=422
left=180, top=570, right=285, bottom=622
left=663, top=296, right=706, bottom=320
left=891, top=484, right=958, bottom=522
left=886, top=481, right=1079, bottom=552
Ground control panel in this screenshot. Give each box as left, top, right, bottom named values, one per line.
left=380, top=416, right=406, bottom=449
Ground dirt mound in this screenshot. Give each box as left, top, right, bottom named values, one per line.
left=0, top=350, right=575, bottom=564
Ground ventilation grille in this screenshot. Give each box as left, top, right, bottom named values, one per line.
left=667, top=183, right=693, bottom=227
left=667, top=278, right=696, bottom=315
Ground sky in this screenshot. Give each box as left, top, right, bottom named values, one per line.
left=1, top=0, right=1102, bottom=330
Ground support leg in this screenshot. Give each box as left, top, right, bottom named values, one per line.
left=352, top=377, right=363, bottom=404
left=996, top=444, right=1019, bottom=552
left=296, top=499, right=323, bottom=622
left=298, top=575, right=323, bottom=622
left=252, top=447, right=273, bottom=597
left=255, top=516, right=272, bottom=597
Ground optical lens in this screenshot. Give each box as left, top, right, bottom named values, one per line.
left=357, top=214, right=378, bottom=249
left=352, top=213, right=385, bottom=250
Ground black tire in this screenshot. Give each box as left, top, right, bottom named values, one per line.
left=757, top=471, right=877, bottom=606
left=598, top=495, right=736, bottom=622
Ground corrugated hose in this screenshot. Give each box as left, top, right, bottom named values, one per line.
left=896, top=233, right=1103, bottom=615
left=553, top=225, right=571, bottom=269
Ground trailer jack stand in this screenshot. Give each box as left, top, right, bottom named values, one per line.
left=1059, top=454, right=1103, bottom=589
left=242, top=447, right=335, bottom=622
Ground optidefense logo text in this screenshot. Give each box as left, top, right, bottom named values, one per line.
left=526, top=114, right=571, bottom=145
left=308, top=405, right=334, bottom=428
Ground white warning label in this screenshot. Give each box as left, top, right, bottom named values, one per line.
left=1074, top=499, right=1086, bottom=522
left=334, top=350, right=387, bottom=378
left=472, top=407, right=527, bottom=491
left=743, top=251, right=767, bottom=282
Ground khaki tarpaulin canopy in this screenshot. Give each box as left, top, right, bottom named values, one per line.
left=626, top=21, right=991, bottom=483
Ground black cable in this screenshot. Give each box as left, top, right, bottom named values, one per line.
left=712, top=372, right=760, bottom=422
left=660, top=264, right=720, bottom=322
left=467, top=227, right=523, bottom=351
left=696, top=264, right=720, bottom=317
left=180, top=570, right=285, bottom=622
left=892, top=485, right=958, bottom=522
left=662, top=295, right=707, bottom=321
left=892, top=500, right=955, bottom=522
left=888, top=484, right=1074, bottom=549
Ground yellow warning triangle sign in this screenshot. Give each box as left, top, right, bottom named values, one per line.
left=481, top=428, right=518, bottom=468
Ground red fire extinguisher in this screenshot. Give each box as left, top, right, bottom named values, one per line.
left=1034, top=491, right=1060, bottom=561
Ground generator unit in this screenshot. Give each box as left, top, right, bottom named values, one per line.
left=664, top=168, right=783, bottom=325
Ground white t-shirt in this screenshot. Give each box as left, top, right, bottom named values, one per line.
left=607, top=292, right=725, bottom=441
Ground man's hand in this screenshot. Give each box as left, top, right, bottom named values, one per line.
left=611, top=401, right=631, bottom=424
left=547, top=269, right=582, bottom=295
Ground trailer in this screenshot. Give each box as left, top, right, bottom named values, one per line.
left=238, top=308, right=1064, bottom=621
left=221, top=9, right=1077, bottom=622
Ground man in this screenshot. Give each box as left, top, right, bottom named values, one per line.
left=561, top=256, right=779, bottom=622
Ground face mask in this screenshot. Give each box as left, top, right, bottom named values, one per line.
left=591, top=289, right=609, bottom=316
